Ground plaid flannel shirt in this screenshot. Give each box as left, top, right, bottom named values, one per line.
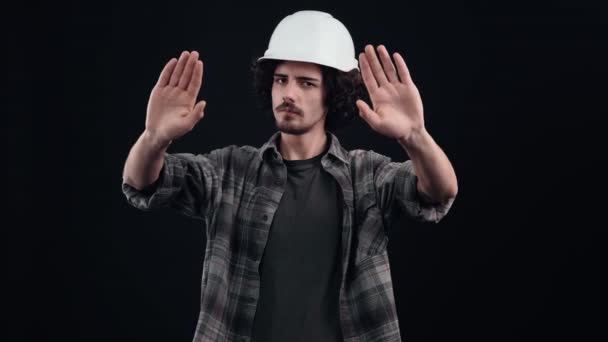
left=122, top=131, right=454, bottom=342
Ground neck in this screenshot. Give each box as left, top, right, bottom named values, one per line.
left=279, top=129, right=328, bottom=161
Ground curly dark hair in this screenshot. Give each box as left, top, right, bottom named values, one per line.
left=250, top=58, right=370, bottom=132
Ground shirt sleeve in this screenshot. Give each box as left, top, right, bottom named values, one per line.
left=121, top=150, right=226, bottom=221
left=372, top=152, right=455, bottom=224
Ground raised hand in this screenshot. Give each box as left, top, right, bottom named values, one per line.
left=145, top=50, right=207, bottom=145
left=356, top=45, right=424, bottom=141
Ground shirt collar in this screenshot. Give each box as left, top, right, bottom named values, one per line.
left=258, top=131, right=350, bottom=165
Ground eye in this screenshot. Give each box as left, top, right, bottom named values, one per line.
left=274, top=78, right=285, bottom=84
left=302, top=81, right=315, bottom=88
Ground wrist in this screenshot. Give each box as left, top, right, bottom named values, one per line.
left=142, top=129, right=172, bottom=151
left=397, top=127, right=429, bottom=149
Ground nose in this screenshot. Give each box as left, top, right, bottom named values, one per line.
left=282, top=95, right=295, bottom=104
left=281, top=80, right=298, bottom=103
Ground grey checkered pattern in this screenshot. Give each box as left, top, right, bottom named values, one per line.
left=122, top=132, right=454, bottom=342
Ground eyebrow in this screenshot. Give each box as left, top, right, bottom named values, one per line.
left=273, top=73, right=321, bottom=83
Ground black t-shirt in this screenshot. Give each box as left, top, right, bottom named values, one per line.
left=251, top=149, right=343, bottom=342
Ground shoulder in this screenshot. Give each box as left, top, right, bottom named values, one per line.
left=346, top=149, right=392, bottom=168
left=168, top=145, right=260, bottom=172
left=345, top=148, right=414, bottom=182
left=210, top=144, right=259, bottom=157
left=205, top=144, right=261, bottom=166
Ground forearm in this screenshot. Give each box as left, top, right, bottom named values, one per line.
left=397, top=128, right=458, bottom=203
left=122, top=130, right=171, bottom=190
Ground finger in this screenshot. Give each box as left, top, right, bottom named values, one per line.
left=365, top=44, right=389, bottom=86
left=356, top=99, right=381, bottom=128
left=178, top=51, right=199, bottom=90
left=156, top=58, right=177, bottom=87
left=359, top=52, right=378, bottom=94
left=188, top=60, right=204, bottom=98
left=188, top=100, right=207, bottom=124
left=377, top=45, right=399, bottom=83
left=393, top=52, right=412, bottom=84
left=169, top=51, right=190, bottom=86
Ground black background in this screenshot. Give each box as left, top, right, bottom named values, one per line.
left=6, top=0, right=607, bottom=341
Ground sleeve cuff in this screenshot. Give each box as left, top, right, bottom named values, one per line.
left=121, top=153, right=179, bottom=211
left=397, top=161, right=455, bottom=223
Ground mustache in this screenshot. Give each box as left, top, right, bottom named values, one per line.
left=276, top=102, right=302, bottom=115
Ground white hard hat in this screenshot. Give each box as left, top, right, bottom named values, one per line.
left=258, top=10, right=359, bottom=72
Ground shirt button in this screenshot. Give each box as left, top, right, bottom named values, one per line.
left=262, top=214, right=268, bottom=221
left=246, top=297, right=255, bottom=304
left=274, top=180, right=282, bottom=186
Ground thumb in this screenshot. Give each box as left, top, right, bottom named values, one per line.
left=190, top=100, right=207, bottom=122
left=356, top=100, right=380, bottom=128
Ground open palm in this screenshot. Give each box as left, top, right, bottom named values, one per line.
left=145, top=50, right=207, bottom=144
left=356, top=45, right=425, bottom=141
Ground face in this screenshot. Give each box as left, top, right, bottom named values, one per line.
left=271, top=61, right=327, bottom=135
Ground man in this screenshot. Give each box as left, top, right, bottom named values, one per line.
left=122, top=10, right=457, bottom=342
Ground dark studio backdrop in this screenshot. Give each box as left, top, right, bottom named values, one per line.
left=6, top=0, right=607, bottom=341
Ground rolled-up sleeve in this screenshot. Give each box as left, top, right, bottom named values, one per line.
left=372, top=152, right=455, bottom=224
left=121, top=151, right=223, bottom=220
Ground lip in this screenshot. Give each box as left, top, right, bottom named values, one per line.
left=281, top=110, right=300, bottom=116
